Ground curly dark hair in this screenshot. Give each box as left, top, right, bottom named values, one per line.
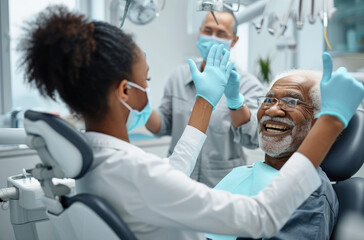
left=19, top=5, right=138, bottom=121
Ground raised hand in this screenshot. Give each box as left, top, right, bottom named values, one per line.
left=317, top=52, right=364, bottom=127
left=188, top=44, right=233, bottom=109
left=225, top=66, right=245, bottom=110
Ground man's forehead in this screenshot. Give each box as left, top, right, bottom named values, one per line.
left=275, top=75, right=306, bottom=84
left=269, top=75, right=315, bottom=100
left=203, top=12, right=233, bottom=29
left=273, top=75, right=315, bottom=89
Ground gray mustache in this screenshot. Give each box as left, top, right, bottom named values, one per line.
left=260, top=116, right=295, bottom=127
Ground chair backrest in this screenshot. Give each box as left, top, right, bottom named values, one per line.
left=24, top=110, right=137, bottom=240
left=321, top=109, right=364, bottom=182
left=24, top=110, right=93, bottom=179
left=320, top=109, right=364, bottom=240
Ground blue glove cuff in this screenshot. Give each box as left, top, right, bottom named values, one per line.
left=226, top=93, right=245, bottom=110
left=316, top=111, right=348, bottom=128
left=195, top=94, right=216, bottom=110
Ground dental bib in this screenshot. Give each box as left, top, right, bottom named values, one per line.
left=205, top=161, right=279, bottom=240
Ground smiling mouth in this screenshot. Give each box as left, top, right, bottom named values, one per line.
left=264, top=123, right=291, bottom=133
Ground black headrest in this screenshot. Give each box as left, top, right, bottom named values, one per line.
left=321, top=109, right=364, bottom=182
left=24, top=110, right=93, bottom=179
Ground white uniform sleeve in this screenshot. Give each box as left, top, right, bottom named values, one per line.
left=168, top=125, right=206, bottom=175
left=130, top=152, right=321, bottom=238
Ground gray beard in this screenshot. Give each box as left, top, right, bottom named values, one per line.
left=259, top=133, right=296, bottom=157
left=258, top=116, right=312, bottom=158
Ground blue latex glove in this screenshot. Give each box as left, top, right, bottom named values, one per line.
left=188, top=44, right=233, bottom=109
left=316, top=52, right=364, bottom=128
left=225, top=66, right=245, bottom=109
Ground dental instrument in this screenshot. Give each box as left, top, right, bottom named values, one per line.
left=252, top=0, right=271, bottom=34
left=322, top=0, right=332, bottom=50
left=308, top=0, right=316, bottom=24
left=267, top=13, right=279, bottom=35
left=296, top=0, right=304, bottom=29
left=278, top=0, right=295, bottom=37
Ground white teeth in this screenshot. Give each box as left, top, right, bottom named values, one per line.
left=267, top=128, right=283, bottom=133
left=265, top=124, right=289, bottom=130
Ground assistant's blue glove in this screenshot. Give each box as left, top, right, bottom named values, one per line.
left=316, top=52, right=364, bottom=128
left=188, top=44, right=233, bottom=109
left=225, top=66, right=245, bottom=109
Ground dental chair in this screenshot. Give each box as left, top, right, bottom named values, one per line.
left=321, top=109, right=364, bottom=240
left=18, top=108, right=364, bottom=240
left=236, top=109, right=364, bottom=240
left=23, top=110, right=137, bottom=240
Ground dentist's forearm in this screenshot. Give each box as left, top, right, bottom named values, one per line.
left=230, top=105, right=251, bottom=128
left=146, top=110, right=161, bottom=133
left=297, top=115, right=344, bottom=168
left=188, top=97, right=213, bottom=133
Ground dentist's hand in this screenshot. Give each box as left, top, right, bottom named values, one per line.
left=317, top=52, right=364, bottom=128
left=225, top=66, right=245, bottom=109
left=188, top=44, right=233, bottom=109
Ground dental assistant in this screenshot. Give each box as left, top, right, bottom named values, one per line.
left=20, top=6, right=364, bottom=240
left=146, top=10, right=264, bottom=187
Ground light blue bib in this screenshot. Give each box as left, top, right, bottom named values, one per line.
left=205, top=161, right=279, bottom=240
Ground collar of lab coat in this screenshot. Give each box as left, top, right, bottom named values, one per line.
left=184, top=58, right=204, bottom=86
left=84, top=131, right=149, bottom=169
left=84, top=131, right=141, bottom=152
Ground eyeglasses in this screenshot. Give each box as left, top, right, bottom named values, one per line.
left=257, top=96, right=313, bottom=111
left=200, top=27, right=234, bottom=39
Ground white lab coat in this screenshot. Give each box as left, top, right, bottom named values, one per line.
left=76, top=126, right=321, bottom=240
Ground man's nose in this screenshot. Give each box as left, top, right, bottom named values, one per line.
left=265, top=103, right=286, bottom=117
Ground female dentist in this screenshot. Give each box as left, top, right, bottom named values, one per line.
left=19, top=6, right=364, bottom=240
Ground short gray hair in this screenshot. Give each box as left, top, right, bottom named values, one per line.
left=223, top=8, right=238, bottom=36
left=202, top=9, right=238, bottom=36
left=268, top=70, right=321, bottom=117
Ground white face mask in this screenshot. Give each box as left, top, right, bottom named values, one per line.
left=116, top=81, right=152, bottom=132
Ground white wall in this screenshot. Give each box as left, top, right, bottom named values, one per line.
left=120, top=0, right=200, bottom=109
left=332, top=55, right=364, bottom=72
left=296, top=21, right=324, bottom=70
left=247, top=0, right=326, bottom=82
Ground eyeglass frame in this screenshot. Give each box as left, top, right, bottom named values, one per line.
left=200, top=26, right=235, bottom=39
left=256, top=96, right=313, bottom=111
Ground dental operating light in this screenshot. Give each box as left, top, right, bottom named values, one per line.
left=196, top=0, right=241, bottom=25
left=110, top=0, right=165, bottom=28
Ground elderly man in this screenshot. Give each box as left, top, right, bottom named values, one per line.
left=146, top=10, right=264, bottom=187
left=206, top=70, right=339, bottom=240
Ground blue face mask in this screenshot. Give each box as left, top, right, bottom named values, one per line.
left=196, top=34, right=233, bottom=60
left=116, top=82, right=152, bottom=132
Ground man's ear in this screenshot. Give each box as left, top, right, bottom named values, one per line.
left=230, top=36, right=239, bottom=48
left=116, top=79, right=129, bottom=102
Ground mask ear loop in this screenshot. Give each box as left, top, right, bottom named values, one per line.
left=115, top=89, right=133, bottom=112
left=116, top=81, right=150, bottom=111
left=127, top=81, right=148, bottom=92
